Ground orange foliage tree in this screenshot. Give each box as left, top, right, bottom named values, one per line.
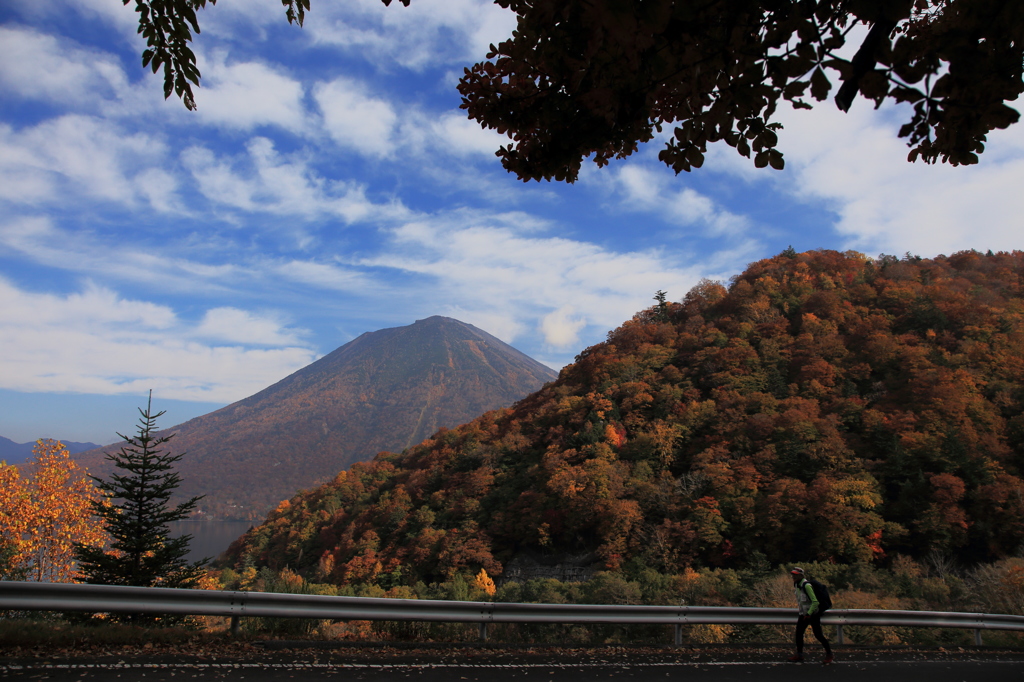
left=0, top=440, right=108, bottom=582
left=0, top=460, right=30, bottom=579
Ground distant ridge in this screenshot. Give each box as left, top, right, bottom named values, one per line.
left=77, top=317, right=557, bottom=520
left=0, top=436, right=100, bottom=465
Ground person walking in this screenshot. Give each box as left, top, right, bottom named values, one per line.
left=789, top=567, right=834, bottom=664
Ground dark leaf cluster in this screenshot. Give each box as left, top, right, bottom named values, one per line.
left=458, top=0, right=1023, bottom=180
left=125, top=1, right=1022, bottom=178
left=128, top=0, right=308, bottom=110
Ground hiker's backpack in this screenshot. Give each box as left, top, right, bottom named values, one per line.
left=807, top=578, right=832, bottom=613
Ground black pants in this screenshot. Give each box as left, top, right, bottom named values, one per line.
left=795, top=613, right=831, bottom=654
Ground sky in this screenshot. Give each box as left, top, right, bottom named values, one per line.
left=2, top=0, right=1023, bottom=446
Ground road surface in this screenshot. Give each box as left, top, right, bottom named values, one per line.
left=4, top=644, right=1024, bottom=681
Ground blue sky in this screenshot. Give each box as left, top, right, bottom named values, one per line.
left=2, top=0, right=1023, bottom=446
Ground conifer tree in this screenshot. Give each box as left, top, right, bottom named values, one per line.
left=653, top=290, right=670, bottom=322
left=75, top=392, right=207, bottom=588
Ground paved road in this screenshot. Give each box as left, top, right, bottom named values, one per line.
left=5, top=659, right=1024, bottom=681
left=5, top=646, right=1024, bottom=681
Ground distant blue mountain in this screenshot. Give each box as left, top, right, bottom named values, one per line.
left=0, top=436, right=101, bottom=464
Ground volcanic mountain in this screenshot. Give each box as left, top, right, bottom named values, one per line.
left=78, top=316, right=556, bottom=520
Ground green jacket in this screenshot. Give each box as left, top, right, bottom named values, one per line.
left=795, top=578, right=820, bottom=616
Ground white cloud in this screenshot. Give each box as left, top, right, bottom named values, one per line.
left=134, top=168, right=182, bottom=213
left=0, top=125, right=54, bottom=204
left=182, top=138, right=404, bottom=222
left=312, top=81, right=511, bottom=169
left=57, top=0, right=140, bottom=38
left=314, top=77, right=398, bottom=157
left=195, top=53, right=308, bottom=134
left=610, top=164, right=752, bottom=236
left=632, top=80, right=1024, bottom=259
left=307, top=0, right=517, bottom=71
left=0, top=277, right=317, bottom=402
left=363, top=209, right=704, bottom=344
left=541, top=306, right=587, bottom=348
left=275, top=260, right=373, bottom=292
left=196, top=307, right=305, bottom=345
left=0, top=216, right=243, bottom=294
left=181, top=146, right=256, bottom=210
left=773, top=100, right=1024, bottom=256
left=0, top=21, right=172, bottom=122
left=422, top=112, right=509, bottom=158
left=1, top=214, right=388, bottom=309
left=1, top=278, right=176, bottom=331
left=439, top=306, right=527, bottom=346
left=0, top=116, right=170, bottom=208
left=0, top=26, right=129, bottom=107
left=197, top=0, right=283, bottom=33
left=690, top=86, right=1024, bottom=258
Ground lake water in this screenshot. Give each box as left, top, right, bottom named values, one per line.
left=168, top=520, right=255, bottom=565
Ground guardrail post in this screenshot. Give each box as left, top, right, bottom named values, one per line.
left=674, top=624, right=683, bottom=647
left=836, top=624, right=844, bottom=644
left=230, top=616, right=240, bottom=637
left=479, top=622, right=488, bottom=642
left=975, top=628, right=983, bottom=646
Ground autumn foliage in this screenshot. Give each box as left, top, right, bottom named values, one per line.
left=225, top=250, right=1024, bottom=589
left=0, top=440, right=107, bottom=582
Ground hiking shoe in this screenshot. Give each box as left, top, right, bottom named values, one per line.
left=823, top=653, right=835, bottom=665
left=788, top=655, right=804, bottom=662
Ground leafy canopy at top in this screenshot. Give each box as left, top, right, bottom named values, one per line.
left=130, top=0, right=1022, bottom=180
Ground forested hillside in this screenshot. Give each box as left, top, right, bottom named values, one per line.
left=226, top=250, right=1024, bottom=587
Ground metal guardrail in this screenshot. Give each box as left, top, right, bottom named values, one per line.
left=2, top=581, right=1022, bottom=646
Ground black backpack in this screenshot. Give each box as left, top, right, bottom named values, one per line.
left=807, top=578, right=832, bottom=613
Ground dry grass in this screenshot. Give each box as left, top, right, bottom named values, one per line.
left=0, top=615, right=233, bottom=649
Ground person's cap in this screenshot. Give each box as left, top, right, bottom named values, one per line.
left=790, top=567, right=805, bottom=575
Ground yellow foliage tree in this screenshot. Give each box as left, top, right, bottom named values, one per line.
left=0, top=461, right=31, bottom=579
left=474, top=568, right=496, bottom=597
left=0, top=440, right=108, bottom=582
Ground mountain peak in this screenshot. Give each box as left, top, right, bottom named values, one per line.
left=414, top=315, right=457, bottom=324
left=77, top=317, right=556, bottom=520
